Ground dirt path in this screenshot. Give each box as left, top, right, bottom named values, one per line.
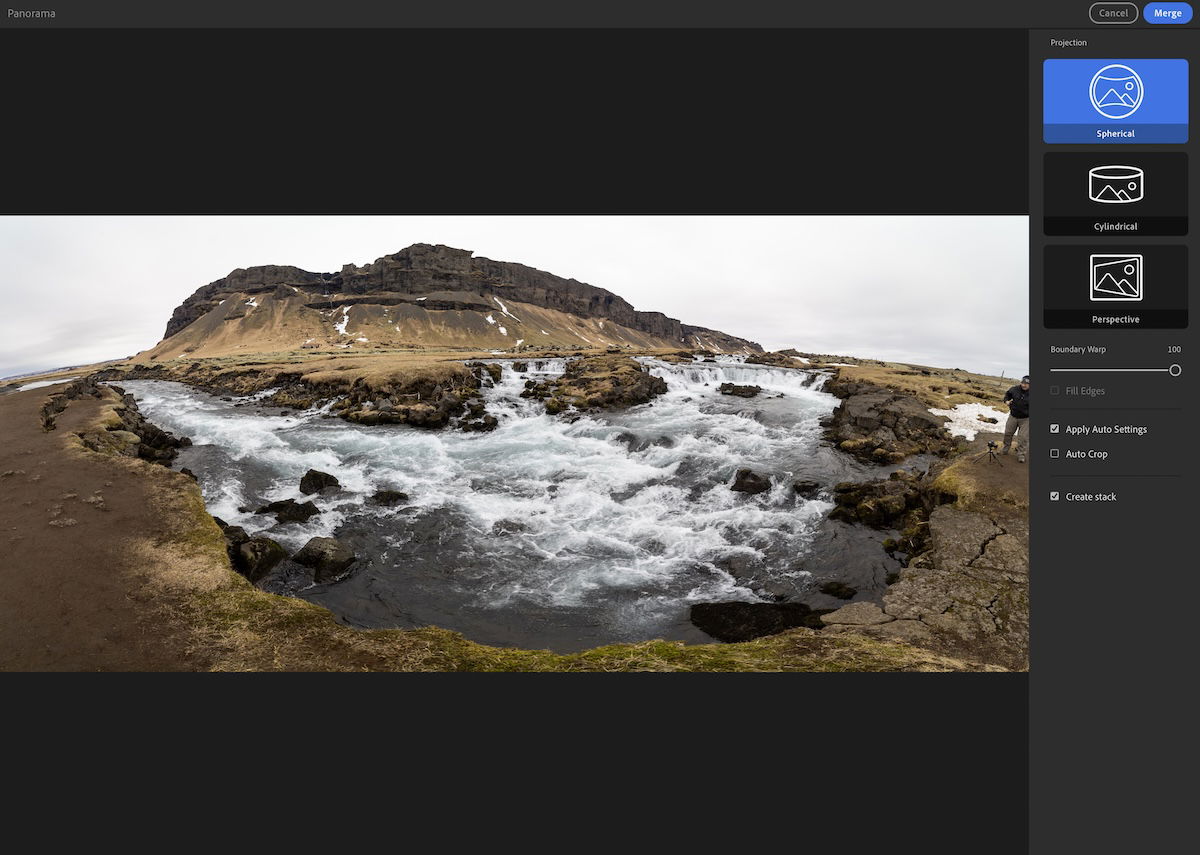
left=0, top=383, right=202, bottom=670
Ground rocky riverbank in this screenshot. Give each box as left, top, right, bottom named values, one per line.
left=822, top=374, right=961, bottom=464
left=819, top=437, right=1029, bottom=669
left=0, top=376, right=1000, bottom=671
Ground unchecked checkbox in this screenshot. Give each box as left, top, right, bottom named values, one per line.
left=1050, top=386, right=1060, bottom=395
left=1050, top=491, right=1060, bottom=501
left=1050, top=449, right=1060, bottom=458
left=1050, top=424, right=1060, bottom=433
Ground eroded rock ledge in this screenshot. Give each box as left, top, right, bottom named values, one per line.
left=820, top=454, right=1029, bottom=671
left=823, top=375, right=960, bottom=464
left=540, top=355, right=668, bottom=414
left=43, top=376, right=190, bottom=464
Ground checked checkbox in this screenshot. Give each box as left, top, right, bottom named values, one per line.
left=1050, top=424, right=1060, bottom=433
left=1050, top=491, right=1060, bottom=501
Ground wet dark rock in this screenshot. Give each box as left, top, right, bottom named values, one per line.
left=718, top=383, right=762, bottom=398
left=616, top=432, right=675, bottom=453
left=828, top=479, right=920, bottom=528
left=819, top=581, right=858, bottom=600
left=792, top=480, right=821, bottom=498
left=180, top=467, right=198, bottom=481
left=235, top=536, right=288, bottom=583
left=730, top=468, right=771, bottom=495
left=223, top=525, right=250, bottom=548
left=299, top=469, right=340, bottom=495
left=690, top=601, right=832, bottom=642
left=758, top=581, right=795, bottom=602
left=255, top=499, right=321, bottom=524
left=492, top=519, right=529, bottom=536
left=461, top=413, right=499, bottom=432
left=293, top=536, right=356, bottom=583
left=367, top=489, right=409, bottom=506
left=714, top=553, right=762, bottom=583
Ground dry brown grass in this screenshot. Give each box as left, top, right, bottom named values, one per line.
left=833, top=361, right=1013, bottom=409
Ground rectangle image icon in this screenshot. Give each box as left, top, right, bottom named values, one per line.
left=1089, top=254, right=1143, bottom=301
left=1043, top=59, right=1189, bottom=143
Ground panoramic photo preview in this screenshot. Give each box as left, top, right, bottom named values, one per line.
left=0, top=216, right=1029, bottom=671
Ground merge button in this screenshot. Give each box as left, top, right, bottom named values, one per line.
left=1090, top=2, right=1140, bottom=22
left=1144, top=3, right=1193, bottom=23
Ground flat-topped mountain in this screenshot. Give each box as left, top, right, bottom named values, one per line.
left=147, top=243, right=761, bottom=359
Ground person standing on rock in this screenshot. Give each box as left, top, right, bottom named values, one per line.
left=1001, top=375, right=1030, bottom=462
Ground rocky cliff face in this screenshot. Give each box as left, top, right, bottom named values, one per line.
left=162, top=243, right=760, bottom=354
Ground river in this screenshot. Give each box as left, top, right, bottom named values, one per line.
left=121, top=356, right=909, bottom=651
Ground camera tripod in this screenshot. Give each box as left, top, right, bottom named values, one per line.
left=973, top=442, right=1002, bottom=464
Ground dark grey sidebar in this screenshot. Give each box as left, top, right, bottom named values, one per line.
left=1031, top=23, right=1197, bottom=855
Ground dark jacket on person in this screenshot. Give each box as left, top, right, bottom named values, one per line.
left=1003, top=384, right=1030, bottom=419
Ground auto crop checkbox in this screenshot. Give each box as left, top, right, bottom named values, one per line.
left=1050, top=491, right=1060, bottom=501
left=1050, top=423, right=1060, bottom=433
left=1050, top=448, right=1060, bottom=458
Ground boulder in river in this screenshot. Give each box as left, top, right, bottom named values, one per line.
left=717, top=383, right=762, bottom=398
left=235, top=536, right=288, bottom=583
left=368, top=489, right=409, bottom=506
left=828, top=479, right=916, bottom=528
left=299, top=469, right=340, bottom=494
left=690, top=601, right=832, bottom=642
left=730, top=468, right=771, bottom=495
left=255, top=499, right=321, bottom=524
left=293, top=536, right=356, bottom=582
left=545, top=355, right=667, bottom=412
left=792, top=480, right=821, bottom=498
left=492, top=519, right=529, bottom=536
left=819, top=581, right=858, bottom=600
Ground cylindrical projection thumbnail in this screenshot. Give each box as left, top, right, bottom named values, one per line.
left=1089, top=165, right=1145, bottom=203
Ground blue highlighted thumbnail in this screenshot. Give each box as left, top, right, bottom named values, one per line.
left=1043, top=58, right=1188, bottom=143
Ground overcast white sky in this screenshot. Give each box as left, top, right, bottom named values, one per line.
left=0, top=216, right=1027, bottom=379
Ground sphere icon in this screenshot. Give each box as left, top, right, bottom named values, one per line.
left=1089, top=64, right=1144, bottom=119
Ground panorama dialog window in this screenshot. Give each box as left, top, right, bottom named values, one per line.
left=0, top=8, right=1195, bottom=851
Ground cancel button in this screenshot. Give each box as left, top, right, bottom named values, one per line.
left=1090, top=2, right=1140, bottom=21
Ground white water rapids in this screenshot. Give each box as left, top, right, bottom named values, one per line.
left=121, top=356, right=902, bottom=650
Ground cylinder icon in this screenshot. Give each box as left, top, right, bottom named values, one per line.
left=1089, top=165, right=1144, bottom=204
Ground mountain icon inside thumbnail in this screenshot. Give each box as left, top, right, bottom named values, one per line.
left=1089, top=65, right=1144, bottom=120
left=1090, top=254, right=1143, bottom=302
